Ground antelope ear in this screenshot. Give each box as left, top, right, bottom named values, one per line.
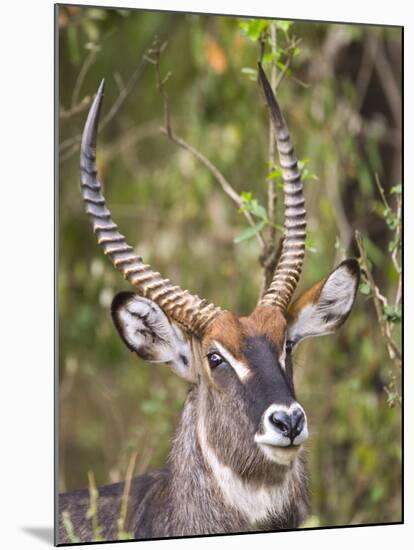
left=111, top=292, right=195, bottom=382
left=287, top=259, right=360, bottom=349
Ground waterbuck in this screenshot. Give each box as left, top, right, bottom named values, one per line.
left=58, top=63, right=360, bottom=543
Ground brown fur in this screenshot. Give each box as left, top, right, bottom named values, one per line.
left=287, top=279, right=325, bottom=322
left=203, top=306, right=287, bottom=362
left=244, top=306, right=287, bottom=350
left=203, top=311, right=243, bottom=358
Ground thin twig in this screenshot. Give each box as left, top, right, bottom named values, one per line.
left=374, top=173, right=391, bottom=210
left=160, top=128, right=264, bottom=247
left=393, top=192, right=402, bottom=310
left=113, top=72, right=125, bottom=94
left=327, top=159, right=353, bottom=266
left=150, top=40, right=265, bottom=250
left=355, top=230, right=401, bottom=364
left=60, top=96, right=91, bottom=120
left=135, top=443, right=154, bottom=474
left=392, top=192, right=402, bottom=273
left=59, top=49, right=148, bottom=161
left=274, top=37, right=301, bottom=90
left=274, top=57, right=291, bottom=89
left=101, top=56, right=147, bottom=130
left=71, top=45, right=99, bottom=108
left=117, top=452, right=138, bottom=538
left=102, top=122, right=159, bottom=162
left=59, top=142, right=82, bottom=163
left=370, top=36, right=401, bottom=128
left=87, top=471, right=103, bottom=542
left=62, top=511, right=80, bottom=544
left=355, top=34, right=377, bottom=112
left=59, top=133, right=83, bottom=154
left=374, top=174, right=401, bottom=294
left=63, top=29, right=116, bottom=121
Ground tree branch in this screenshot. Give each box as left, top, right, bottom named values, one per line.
left=373, top=174, right=401, bottom=309
left=60, top=96, right=91, bottom=120
left=149, top=40, right=266, bottom=250
left=370, top=35, right=401, bottom=128
left=59, top=49, right=148, bottom=162
left=71, top=45, right=99, bottom=109
left=355, top=230, right=401, bottom=365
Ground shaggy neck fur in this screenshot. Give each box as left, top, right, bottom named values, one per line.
left=167, top=387, right=309, bottom=535
left=58, top=385, right=309, bottom=543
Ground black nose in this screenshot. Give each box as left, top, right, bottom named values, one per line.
left=270, top=408, right=305, bottom=442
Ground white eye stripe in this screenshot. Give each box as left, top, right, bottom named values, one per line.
left=212, top=341, right=252, bottom=382
left=279, top=336, right=287, bottom=370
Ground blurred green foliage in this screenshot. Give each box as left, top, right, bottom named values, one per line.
left=58, top=6, right=402, bottom=528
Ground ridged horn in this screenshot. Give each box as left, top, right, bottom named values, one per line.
left=257, top=63, right=307, bottom=312
left=80, top=80, right=223, bottom=336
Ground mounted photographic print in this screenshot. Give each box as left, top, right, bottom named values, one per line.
left=56, top=4, right=403, bottom=545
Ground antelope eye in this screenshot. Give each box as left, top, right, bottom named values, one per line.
left=207, top=352, right=225, bottom=369
left=286, top=340, right=294, bottom=354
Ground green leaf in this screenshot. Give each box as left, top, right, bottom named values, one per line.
left=390, top=184, right=402, bottom=195
left=234, top=221, right=266, bottom=243
left=298, top=159, right=319, bottom=182
left=239, top=193, right=268, bottom=221
left=359, top=282, right=371, bottom=296
left=241, top=67, right=258, bottom=81
left=386, top=391, right=400, bottom=407
left=305, top=237, right=317, bottom=254
left=275, top=20, right=293, bottom=34
left=240, top=191, right=252, bottom=201
left=268, top=168, right=283, bottom=180
left=388, top=234, right=401, bottom=253
left=383, top=305, right=401, bottom=323
left=262, top=50, right=276, bottom=64
left=241, top=67, right=257, bottom=75
left=383, top=207, right=399, bottom=230
left=249, top=200, right=267, bottom=220
left=238, top=19, right=269, bottom=41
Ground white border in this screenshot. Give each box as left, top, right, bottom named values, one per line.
left=1, top=1, right=410, bottom=548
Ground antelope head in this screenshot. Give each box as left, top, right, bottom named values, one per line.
left=80, top=64, right=360, bottom=476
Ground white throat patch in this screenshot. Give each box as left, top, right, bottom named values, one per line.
left=197, top=417, right=295, bottom=525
